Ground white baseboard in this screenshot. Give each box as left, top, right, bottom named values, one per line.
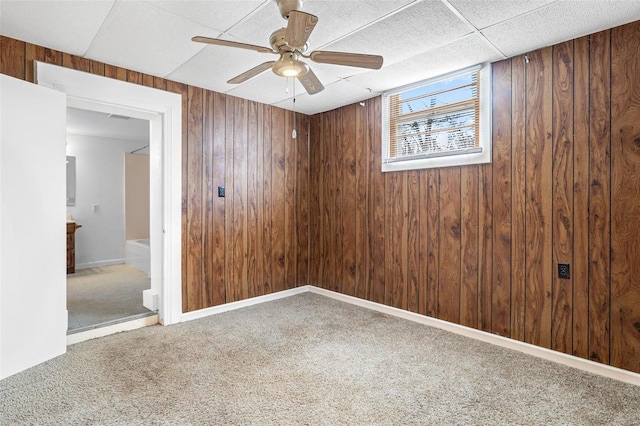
left=180, top=286, right=310, bottom=323
left=67, top=314, right=158, bottom=345
left=75, top=259, right=124, bottom=270
left=308, top=286, right=640, bottom=387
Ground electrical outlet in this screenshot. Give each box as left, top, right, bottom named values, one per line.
left=218, top=186, right=225, bottom=198
left=558, top=263, right=570, bottom=279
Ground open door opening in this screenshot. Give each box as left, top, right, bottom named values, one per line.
left=65, top=107, right=156, bottom=335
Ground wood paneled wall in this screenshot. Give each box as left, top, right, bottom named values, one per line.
left=309, top=21, right=640, bottom=374
left=0, top=35, right=309, bottom=313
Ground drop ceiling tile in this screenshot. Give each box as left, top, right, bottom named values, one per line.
left=347, top=34, right=501, bottom=93
left=227, top=0, right=413, bottom=51
left=274, top=79, right=374, bottom=115
left=143, top=0, right=268, bottom=33
left=482, top=0, right=640, bottom=57
left=321, top=1, right=472, bottom=67
left=226, top=66, right=340, bottom=106
left=448, top=0, right=556, bottom=30
left=85, top=1, right=214, bottom=77
left=0, top=0, right=115, bottom=56
left=167, top=41, right=274, bottom=94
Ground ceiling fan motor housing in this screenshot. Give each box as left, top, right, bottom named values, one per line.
left=277, top=0, right=303, bottom=19
left=270, top=28, right=308, bottom=53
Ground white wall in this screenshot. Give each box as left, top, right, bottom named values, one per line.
left=66, top=134, right=148, bottom=269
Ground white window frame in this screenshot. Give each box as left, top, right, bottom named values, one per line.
left=381, top=63, right=492, bottom=172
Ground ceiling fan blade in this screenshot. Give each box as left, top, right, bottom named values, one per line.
left=285, top=10, right=318, bottom=49
left=298, top=68, right=324, bottom=95
left=310, top=51, right=383, bottom=69
left=228, top=61, right=276, bottom=84
left=192, top=36, right=275, bottom=54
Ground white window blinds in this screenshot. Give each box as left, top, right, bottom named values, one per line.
left=386, top=68, right=481, bottom=163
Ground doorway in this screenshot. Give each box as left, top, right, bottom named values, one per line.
left=65, top=107, right=155, bottom=333
left=36, top=61, right=183, bottom=333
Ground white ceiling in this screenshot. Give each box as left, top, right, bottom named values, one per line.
left=67, top=107, right=150, bottom=151
left=2, top=0, right=640, bottom=115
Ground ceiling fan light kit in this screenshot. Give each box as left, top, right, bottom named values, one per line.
left=191, top=0, right=383, bottom=95
left=273, top=52, right=309, bottom=78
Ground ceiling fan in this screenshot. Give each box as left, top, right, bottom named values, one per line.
left=192, top=0, right=383, bottom=95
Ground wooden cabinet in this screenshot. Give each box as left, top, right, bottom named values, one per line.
left=66, top=222, right=81, bottom=274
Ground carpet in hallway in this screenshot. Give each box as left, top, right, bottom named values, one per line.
left=67, top=264, right=152, bottom=330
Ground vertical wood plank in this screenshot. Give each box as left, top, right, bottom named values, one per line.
left=0, top=36, right=26, bottom=79
left=342, top=105, right=357, bottom=297
left=491, top=59, right=514, bottom=335
left=142, top=73, right=154, bottom=88
left=296, top=113, right=309, bottom=286
left=588, top=30, right=611, bottom=364
left=333, top=109, right=344, bottom=294
left=479, top=163, right=493, bottom=332
left=284, top=110, right=297, bottom=289
left=262, top=105, right=273, bottom=295
left=233, top=98, right=249, bottom=301
left=104, top=64, right=126, bottom=81
left=551, top=40, right=575, bottom=354
left=460, top=166, right=479, bottom=328
left=572, top=36, right=590, bottom=359
left=322, top=111, right=334, bottom=291
left=90, top=60, right=105, bottom=76
left=154, top=77, right=167, bottom=90
left=186, top=85, right=204, bottom=312
left=611, top=21, right=640, bottom=374
left=524, top=47, right=553, bottom=349
left=63, top=53, right=90, bottom=72
left=438, top=167, right=461, bottom=323
left=418, top=169, right=429, bottom=317
left=511, top=55, right=527, bottom=341
left=202, top=90, right=215, bottom=308
left=492, top=59, right=513, bottom=336
left=224, top=95, right=235, bottom=303
left=271, top=107, right=286, bottom=292
left=370, top=99, right=386, bottom=304
left=246, top=101, right=258, bottom=298
left=212, top=92, right=227, bottom=306
left=391, top=171, right=408, bottom=310
left=426, top=169, right=440, bottom=317
left=309, top=114, right=322, bottom=286
left=407, top=170, right=420, bottom=314
left=126, top=70, right=142, bottom=85
left=255, top=103, right=265, bottom=296
left=384, top=171, right=395, bottom=307
left=355, top=102, right=369, bottom=300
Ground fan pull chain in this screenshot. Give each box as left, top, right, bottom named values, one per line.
left=292, top=79, right=297, bottom=139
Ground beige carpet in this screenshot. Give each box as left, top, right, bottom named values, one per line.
left=67, top=264, right=152, bottom=331
left=1, top=293, right=639, bottom=425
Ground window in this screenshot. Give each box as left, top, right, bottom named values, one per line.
left=381, top=64, right=492, bottom=171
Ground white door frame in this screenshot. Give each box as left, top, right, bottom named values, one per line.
left=35, top=62, right=182, bottom=326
